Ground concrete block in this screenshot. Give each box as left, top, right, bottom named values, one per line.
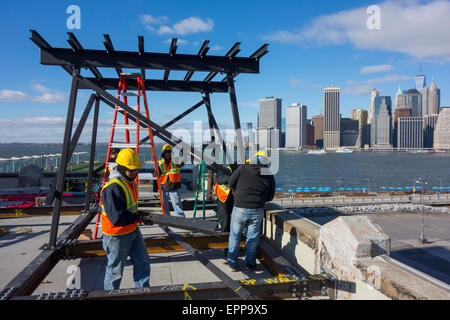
left=318, top=215, right=391, bottom=299
left=319, top=216, right=390, bottom=267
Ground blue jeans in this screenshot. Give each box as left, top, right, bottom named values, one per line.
left=162, top=190, right=185, bottom=217
left=227, top=207, right=264, bottom=268
left=102, top=228, right=150, bottom=290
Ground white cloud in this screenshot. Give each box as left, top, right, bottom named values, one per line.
left=140, top=14, right=169, bottom=25
left=344, top=73, right=412, bottom=95
left=347, top=74, right=412, bottom=86
left=359, top=64, right=394, bottom=74
left=0, top=116, right=113, bottom=143
left=164, top=38, right=189, bottom=45
left=263, top=0, right=450, bottom=60
left=0, top=90, right=30, bottom=102
left=289, top=79, right=324, bottom=89
left=210, top=45, right=225, bottom=51
left=0, top=84, right=66, bottom=104
left=157, top=17, right=214, bottom=36
left=32, top=92, right=66, bottom=103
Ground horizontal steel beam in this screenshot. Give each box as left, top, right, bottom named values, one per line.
left=140, top=211, right=218, bottom=235
left=14, top=275, right=329, bottom=300
left=39, top=47, right=260, bottom=74
left=77, top=77, right=228, bottom=92
left=64, top=234, right=235, bottom=258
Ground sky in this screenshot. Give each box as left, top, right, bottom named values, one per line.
left=0, top=0, right=449, bottom=143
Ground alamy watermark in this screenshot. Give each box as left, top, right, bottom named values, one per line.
left=366, top=5, right=381, bottom=30
left=66, top=265, right=81, bottom=290
left=168, top=121, right=279, bottom=175
left=66, top=5, right=81, bottom=30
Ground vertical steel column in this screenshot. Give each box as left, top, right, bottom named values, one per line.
left=226, top=74, right=245, bottom=164
left=48, top=68, right=79, bottom=247
left=203, top=93, right=232, bottom=165
left=85, top=95, right=100, bottom=210
left=203, top=93, right=215, bottom=144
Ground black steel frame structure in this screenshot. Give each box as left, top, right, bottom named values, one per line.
left=0, top=31, right=331, bottom=300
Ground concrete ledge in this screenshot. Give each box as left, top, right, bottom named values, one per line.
left=263, top=203, right=450, bottom=300
left=356, top=257, right=450, bottom=300
left=264, top=203, right=320, bottom=250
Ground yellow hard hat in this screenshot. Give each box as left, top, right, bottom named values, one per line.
left=254, top=151, right=268, bottom=158
left=162, top=144, right=172, bottom=152
left=115, top=148, right=142, bottom=170
left=251, top=151, right=269, bottom=163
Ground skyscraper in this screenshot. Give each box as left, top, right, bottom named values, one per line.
left=392, top=108, right=412, bottom=148
left=395, top=85, right=405, bottom=109
left=244, top=122, right=254, bottom=146
left=368, top=88, right=380, bottom=125
left=423, top=114, right=439, bottom=148
left=323, top=86, right=340, bottom=149
left=257, top=97, right=282, bottom=149
left=340, top=118, right=359, bottom=147
left=415, top=74, right=426, bottom=91
left=351, top=109, right=368, bottom=147
left=403, top=89, right=423, bottom=117
left=428, top=79, right=440, bottom=115
left=285, top=103, right=307, bottom=149
left=312, top=114, right=324, bottom=148
left=371, top=96, right=392, bottom=149
left=397, top=117, right=423, bottom=149
left=434, top=107, right=450, bottom=150
left=307, top=121, right=315, bottom=147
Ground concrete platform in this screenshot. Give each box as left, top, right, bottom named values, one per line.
left=0, top=209, right=273, bottom=295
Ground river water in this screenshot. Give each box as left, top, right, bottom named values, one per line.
left=1, top=144, right=449, bottom=190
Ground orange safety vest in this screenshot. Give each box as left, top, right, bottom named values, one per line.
left=214, top=166, right=233, bottom=203
left=214, top=183, right=231, bottom=203
left=158, top=159, right=181, bottom=185
left=100, top=177, right=139, bottom=236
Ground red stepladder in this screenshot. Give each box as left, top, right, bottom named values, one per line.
left=93, top=73, right=166, bottom=240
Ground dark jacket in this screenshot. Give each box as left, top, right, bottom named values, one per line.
left=215, top=164, right=238, bottom=186
left=229, top=164, right=276, bottom=209
left=101, top=170, right=139, bottom=227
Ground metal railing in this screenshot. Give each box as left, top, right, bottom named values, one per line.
left=277, top=194, right=450, bottom=206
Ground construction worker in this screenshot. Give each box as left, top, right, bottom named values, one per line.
left=226, top=151, right=276, bottom=272
left=100, top=148, right=151, bottom=290
left=214, top=163, right=238, bottom=233
left=158, top=144, right=185, bottom=217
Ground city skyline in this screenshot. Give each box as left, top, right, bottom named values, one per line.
left=0, top=1, right=449, bottom=143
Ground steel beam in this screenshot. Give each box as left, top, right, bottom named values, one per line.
left=77, top=77, right=228, bottom=92
left=85, top=96, right=100, bottom=210
left=103, top=34, right=122, bottom=76
left=39, top=47, right=260, bottom=74
left=11, top=275, right=327, bottom=300
left=226, top=75, right=245, bottom=164
left=203, top=93, right=232, bottom=164
left=68, top=94, right=96, bottom=158
left=67, top=32, right=102, bottom=79
left=64, top=234, right=234, bottom=258
left=140, top=211, right=218, bottom=235
left=48, top=68, right=80, bottom=247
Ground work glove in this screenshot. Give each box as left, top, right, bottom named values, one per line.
left=137, top=212, right=153, bottom=225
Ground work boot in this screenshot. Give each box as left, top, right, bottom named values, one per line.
left=245, top=262, right=257, bottom=271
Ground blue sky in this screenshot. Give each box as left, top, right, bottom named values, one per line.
left=0, top=0, right=449, bottom=143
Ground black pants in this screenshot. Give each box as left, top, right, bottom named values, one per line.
left=217, top=196, right=234, bottom=232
